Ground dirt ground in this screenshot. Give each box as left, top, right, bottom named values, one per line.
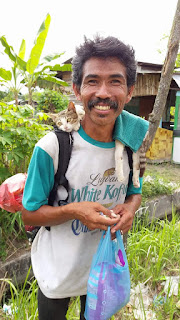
left=146, top=162, right=180, bottom=184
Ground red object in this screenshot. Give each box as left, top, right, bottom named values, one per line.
left=0, top=173, right=27, bottom=213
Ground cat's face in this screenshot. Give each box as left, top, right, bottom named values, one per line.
left=49, top=102, right=85, bottom=132
left=56, top=115, right=79, bottom=132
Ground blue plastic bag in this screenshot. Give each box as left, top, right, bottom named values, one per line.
left=85, top=227, right=131, bottom=320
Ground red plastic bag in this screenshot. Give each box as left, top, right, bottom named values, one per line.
left=0, top=173, right=27, bottom=213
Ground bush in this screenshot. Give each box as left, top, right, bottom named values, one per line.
left=0, top=102, right=53, bottom=259
left=0, top=90, right=8, bottom=101
left=0, top=102, right=52, bottom=183
left=36, top=89, right=69, bottom=113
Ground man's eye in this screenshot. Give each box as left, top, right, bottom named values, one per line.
left=111, top=79, right=121, bottom=84
left=88, top=79, right=97, bottom=85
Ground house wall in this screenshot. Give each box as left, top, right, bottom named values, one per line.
left=146, top=127, right=173, bottom=162
left=133, top=74, right=160, bottom=97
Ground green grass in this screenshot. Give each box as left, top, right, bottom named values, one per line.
left=141, top=165, right=180, bottom=205
left=0, top=211, right=179, bottom=319
left=0, top=268, right=38, bottom=319
left=0, top=210, right=27, bottom=260
left=128, top=210, right=180, bottom=283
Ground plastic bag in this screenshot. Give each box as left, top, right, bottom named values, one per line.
left=0, top=173, right=27, bottom=213
left=85, top=227, right=131, bottom=320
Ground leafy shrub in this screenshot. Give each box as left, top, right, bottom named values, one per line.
left=0, top=102, right=52, bottom=183
left=36, top=89, right=69, bottom=113
left=0, top=102, right=53, bottom=259
left=0, top=90, right=8, bottom=101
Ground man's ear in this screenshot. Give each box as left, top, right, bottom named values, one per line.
left=126, top=85, right=135, bottom=104
left=73, top=83, right=81, bottom=101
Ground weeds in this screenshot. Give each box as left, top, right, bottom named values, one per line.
left=0, top=210, right=27, bottom=260
left=128, top=210, right=180, bottom=284
left=0, top=268, right=38, bottom=320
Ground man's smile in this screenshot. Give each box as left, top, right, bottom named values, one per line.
left=88, top=98, right=118, bottom=111
left=94, top=105, right=111, bottom=110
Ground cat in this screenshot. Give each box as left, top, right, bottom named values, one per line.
left=115, top=132, right=148, bottom=188
left=49, top=101, right=147, bottom=188
left=48, top=101, right=85, bottom=132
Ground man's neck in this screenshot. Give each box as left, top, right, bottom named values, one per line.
left=81, top=120, right=114, bottom=143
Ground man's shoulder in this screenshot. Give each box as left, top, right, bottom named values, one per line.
left=36, top=131, right=59, bottom=156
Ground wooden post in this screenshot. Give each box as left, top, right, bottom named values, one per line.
left=145, top=0, right=180, bottom=152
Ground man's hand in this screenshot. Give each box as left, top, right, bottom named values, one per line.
left=72, top=201, right=120, bottom=231
left=110, top=194, right=142, bottom=235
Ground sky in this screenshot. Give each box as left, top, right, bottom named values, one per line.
left=0, top=0, right=179, bottom=68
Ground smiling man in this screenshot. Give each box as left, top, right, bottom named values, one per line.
left=22, top=35, right=148, bottom=320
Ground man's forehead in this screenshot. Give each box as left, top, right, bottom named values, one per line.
left=82, top=57, right=126, bottom=76
left=82, top=57, right=127, bottom=81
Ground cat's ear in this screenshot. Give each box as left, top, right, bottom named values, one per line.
left=48, top=113, right=57, bottom=121
left=68, top=101, right=76, bottom=111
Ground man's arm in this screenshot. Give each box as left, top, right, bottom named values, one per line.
left=22, top=201, right=121, bottom=232
left=110, top=193, right=142, bottom=235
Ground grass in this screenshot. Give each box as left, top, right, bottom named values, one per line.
left=141, top=162, right=180, bottom=205
left=0, top=210, right=27, bottom=261
left=0, top=268, right=38, bottom=320
left=0, top=210, right=179, bottom=319
left=128, top=211, right=180, bottom=283
left=145, top=162, right=180, bottom=185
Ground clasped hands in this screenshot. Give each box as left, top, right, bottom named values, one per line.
left=74, top=201, right=135, bottom=236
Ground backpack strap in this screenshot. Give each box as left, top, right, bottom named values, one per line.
left=45, top=128, right=73, bottom=232
left=48, top=127, right=73, bottom=207
left=26, top=128, right=73, bottom=239
left=125, top=146, right=133, bottom=170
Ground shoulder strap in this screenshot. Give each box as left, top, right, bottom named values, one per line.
left=125, top=146, right=133, bottom=170
left=48, top=127, right=73, bottom=206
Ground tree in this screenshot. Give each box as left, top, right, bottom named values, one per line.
left=145, top=0, right=180, bottom=151
left=0, top=14, right=72, bottom=106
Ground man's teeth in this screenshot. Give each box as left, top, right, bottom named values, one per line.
left=94, top=105, right=110, bottom=110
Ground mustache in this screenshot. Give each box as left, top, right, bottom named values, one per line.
left=87, top=98, right=118, bottom=110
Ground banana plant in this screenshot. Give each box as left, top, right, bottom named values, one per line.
left=0, top=14, right=72, bottom=106
left=0, top=38, right=26, bottom=105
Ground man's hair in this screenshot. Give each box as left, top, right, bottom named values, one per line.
left=72, top=35, right=137, bottom=89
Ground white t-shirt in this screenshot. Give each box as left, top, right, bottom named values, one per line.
left=23, top=126, right=141, bottom=298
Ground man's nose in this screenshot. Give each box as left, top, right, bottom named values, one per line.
left=95, top=82, right=111, bottom=99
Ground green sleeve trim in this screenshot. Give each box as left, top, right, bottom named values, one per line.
left=126, top=171, right=143, bottom=197
left=22, top=146, right=54, bottom=211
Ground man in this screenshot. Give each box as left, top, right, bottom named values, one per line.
left=22, top=35, right=146, bottom=320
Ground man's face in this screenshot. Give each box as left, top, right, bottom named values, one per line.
left=73, top=57, right=134, bottom=128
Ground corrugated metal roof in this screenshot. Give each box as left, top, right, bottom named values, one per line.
left=173, top=74, right=180, bottom=88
